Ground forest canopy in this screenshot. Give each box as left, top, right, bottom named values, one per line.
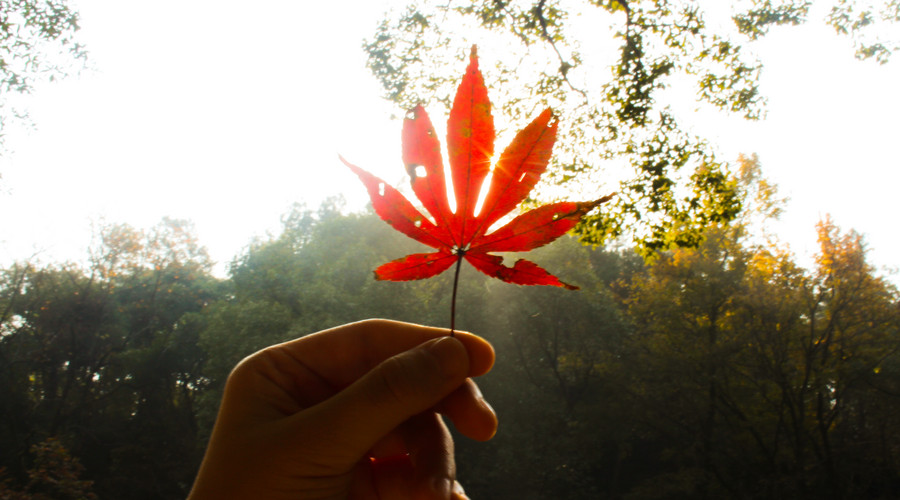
left=1, top=158, right=899, bottom=498
left=364, top=0, right=899, bottom=252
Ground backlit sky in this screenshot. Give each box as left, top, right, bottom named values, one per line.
left=1, top=1, right=898, bottom=280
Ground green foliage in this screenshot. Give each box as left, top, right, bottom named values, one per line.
left=0, top=219, right=221, bottom=499
left=0, top=0, right=86, bottom=144
left=610, top=217, right=900, bottom=498
left=363, top=0, right=896, bottom=253
left=2, top=186, right=900, bottom=499
left=733, top=0, right=811, bottom=40
left=827, top=0, right=900, bottom=63
left=456, top=237, right=633, bottom=499
left=0, top=437, right=96, bottom=500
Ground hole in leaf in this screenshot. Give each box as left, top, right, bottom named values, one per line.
left=407, top=164, right=426, bottom=180
left=378, top=183, right=385, bottom=197
left=518, top=172, right=528, bottom=183
left=414, top=219, right=422, bottom=228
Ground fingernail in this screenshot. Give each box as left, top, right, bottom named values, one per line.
left=452, top=480, right=469, bottom=500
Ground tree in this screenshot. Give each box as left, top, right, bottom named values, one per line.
left=620, top=226, right=754, bottom=498
left=793, top=218, right=900, bottom=497
left=462, top=236, right=632, bottom=499
left=364, top=0, right=896, bottom=252
left=0, top=219, right=221, bottom=500
left=613, top=166, right=900, bottom=499
left=0, top=0, right=86, bottom=147
left=0, top=437, right=96, bottom=500
left=825, top=0, right=900, bottom=63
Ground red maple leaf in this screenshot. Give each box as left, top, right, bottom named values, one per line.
left=342, top=46, right=612, bottom=316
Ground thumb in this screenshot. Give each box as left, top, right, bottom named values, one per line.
left=300, top=336, right=470, bottom=462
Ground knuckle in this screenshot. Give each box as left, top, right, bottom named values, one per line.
left=375, top=354, right=425, bottom=406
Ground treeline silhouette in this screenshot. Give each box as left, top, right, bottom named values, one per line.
left=2, top=175, right=899, bottom=499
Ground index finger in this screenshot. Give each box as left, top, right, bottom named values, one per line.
left=272, top=319, right=494, bottom=389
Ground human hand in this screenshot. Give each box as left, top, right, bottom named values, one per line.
left=187, top=319, right=496, bottom=500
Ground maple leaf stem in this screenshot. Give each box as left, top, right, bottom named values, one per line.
left=449, top=252, right=464, bottom=337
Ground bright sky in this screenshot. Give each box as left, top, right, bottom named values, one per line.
left=1, top=1, right=898, bottom=281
